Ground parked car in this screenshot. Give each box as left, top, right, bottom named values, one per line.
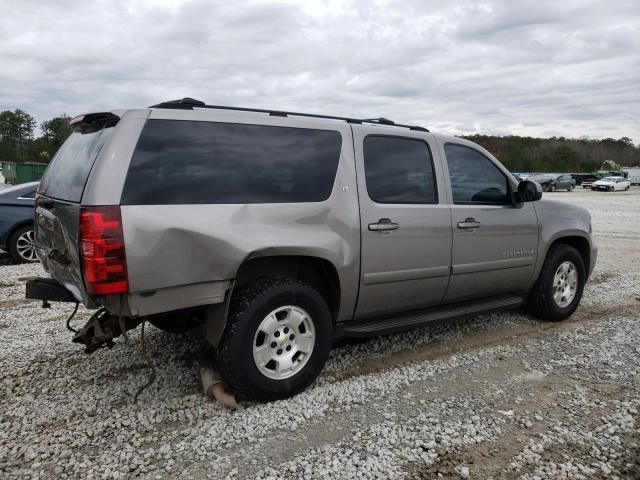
left=591, top=176, right=631, bottom=191
left=622, top=167, right=640, bottom=185
left=0, top=182, right=38, bottom=262
left=512, top=172, right=533, bottom=182
left=531, top=174, right=575, bottom=192
left=26, top=99, right=597, bottom=402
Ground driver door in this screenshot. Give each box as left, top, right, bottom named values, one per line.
left=440, top=142, right=539, bottom=303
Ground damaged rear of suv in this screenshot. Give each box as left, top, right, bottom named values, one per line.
left=28, top=100, right=352, bottom=400
left=27, top=98, right=596, bottom=402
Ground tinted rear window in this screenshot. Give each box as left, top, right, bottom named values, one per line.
left=38, top=128, right=112, bottom=202
left=364, top=136, right=437, bottom=204
left=121, top=120, right=342, bottom=205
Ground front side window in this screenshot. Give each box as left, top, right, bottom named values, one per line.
left=444, top=144, right=509, bottom=204
left=363, top=136, right=437, bottom=204
left=121, top=120, right=342, bottom=205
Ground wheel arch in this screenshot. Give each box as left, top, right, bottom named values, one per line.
left=204, top=254, right=342, bottom=350
left=234, top=254, right=342, bottom=322
left=543, top=235, right=591, bottom=279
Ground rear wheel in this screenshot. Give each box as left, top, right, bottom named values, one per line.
left=527, top=244, right=585, bottom=321
left=217, top=278, right=332, bottom=401
left=8, top=225, right=38, bottom=263
left=568, top=184, right=574, bottom=192
left=551, top=184, right=556, bottom=192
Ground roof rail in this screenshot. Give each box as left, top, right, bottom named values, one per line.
left=149, top=98, right=429, bottom=132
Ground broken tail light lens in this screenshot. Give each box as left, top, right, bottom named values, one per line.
left=80, top=206, right=129, bottom=295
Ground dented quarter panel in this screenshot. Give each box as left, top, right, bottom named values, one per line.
left=120, top=127, right=361, bottom=321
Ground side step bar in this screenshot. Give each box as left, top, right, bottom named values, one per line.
left=337, top=294, right=525, bottom=338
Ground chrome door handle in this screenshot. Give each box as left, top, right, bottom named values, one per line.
left=457, top=218, right=481, bottom=230
left=368, top=218, right=400, bottom=232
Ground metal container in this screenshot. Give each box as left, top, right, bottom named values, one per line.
left=1, top=162, right=48, bottom=184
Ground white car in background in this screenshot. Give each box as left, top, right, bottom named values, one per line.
left=591, top=176, right=631, bottom=192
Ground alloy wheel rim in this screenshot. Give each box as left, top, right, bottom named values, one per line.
left=252, top=305, right=316, bottom=380
left=16, top=230, right=37, bottom=261
left=552, top=261, right=578, bottom=308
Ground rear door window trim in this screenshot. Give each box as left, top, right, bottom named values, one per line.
left=363, top=134, right=439, bottom=205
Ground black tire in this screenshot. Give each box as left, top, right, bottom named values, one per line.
left=527, top=244, right=585, bottom=321
left=568, top=185, right=574, bottom=192
left=551, top=184, right=556, bottom=192
left=217, top=278, right=332, bottom=401
left=8, top=224, right=37, bottom=263
left=625, top=186, right=630, bottom=191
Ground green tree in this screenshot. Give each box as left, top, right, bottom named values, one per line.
left=40, top=115, right=71, bottom=152
left=0, top=109, right=36, bottom=161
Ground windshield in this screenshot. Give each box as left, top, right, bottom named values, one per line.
left=38, top=127, right=113, bottom=202
left=602, top=177, right=619, bottom=182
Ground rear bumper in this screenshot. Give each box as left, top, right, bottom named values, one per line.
left=25, top=277, right=78, bottom=304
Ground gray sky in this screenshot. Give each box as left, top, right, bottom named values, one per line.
left=1, top=0, right=638, bottom=141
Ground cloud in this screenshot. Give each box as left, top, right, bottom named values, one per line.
left=0, top=0, right=638, bottom=142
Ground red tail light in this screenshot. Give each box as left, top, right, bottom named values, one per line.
left=80, top=206, right=129, bottom=295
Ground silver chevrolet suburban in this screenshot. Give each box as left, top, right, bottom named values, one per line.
left=26, top=98, right=597, bottom=401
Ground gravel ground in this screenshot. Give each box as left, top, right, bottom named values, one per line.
left=1, top=188, right=639, bottom=479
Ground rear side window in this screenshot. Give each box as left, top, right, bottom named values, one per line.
left=39, top=128, right=112, bottom=202
left=121, top=120, right=342, bottom=205
left=363, top=135, right=437, bottom=204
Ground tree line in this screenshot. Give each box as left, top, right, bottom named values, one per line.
left=0, top=109, right=70, bottom=164
left=1, top=108, right=638, bottom=173
left=461, top=134, right=639, bottom=173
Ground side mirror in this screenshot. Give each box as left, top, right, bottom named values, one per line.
left=517, top=180, right=543, bottom=202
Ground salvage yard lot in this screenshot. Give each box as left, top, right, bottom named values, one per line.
left=1, top=189, right=639, bottom=479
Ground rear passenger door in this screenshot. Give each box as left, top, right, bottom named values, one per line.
left=440, top=142, right=538, bottom=303
left=354, top=128, right=452, bottom=318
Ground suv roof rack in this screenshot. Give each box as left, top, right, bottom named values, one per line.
left=149, top=98, right=429, bottom=132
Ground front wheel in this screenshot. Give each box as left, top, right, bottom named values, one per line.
left=551, top=184, right=556, bottom=192
left=527, top=244, right=585, bottom=321
left=568, top=185, right=574, bottom=192
left=217, top=278, right=332, bottom=401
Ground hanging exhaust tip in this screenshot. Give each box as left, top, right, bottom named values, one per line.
left=200, top=365, right=237, bottom=409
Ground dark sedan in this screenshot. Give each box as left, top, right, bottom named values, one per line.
left=0, top=182, right=38, bottom=262
left=531, top=174, right=576, bottom=192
